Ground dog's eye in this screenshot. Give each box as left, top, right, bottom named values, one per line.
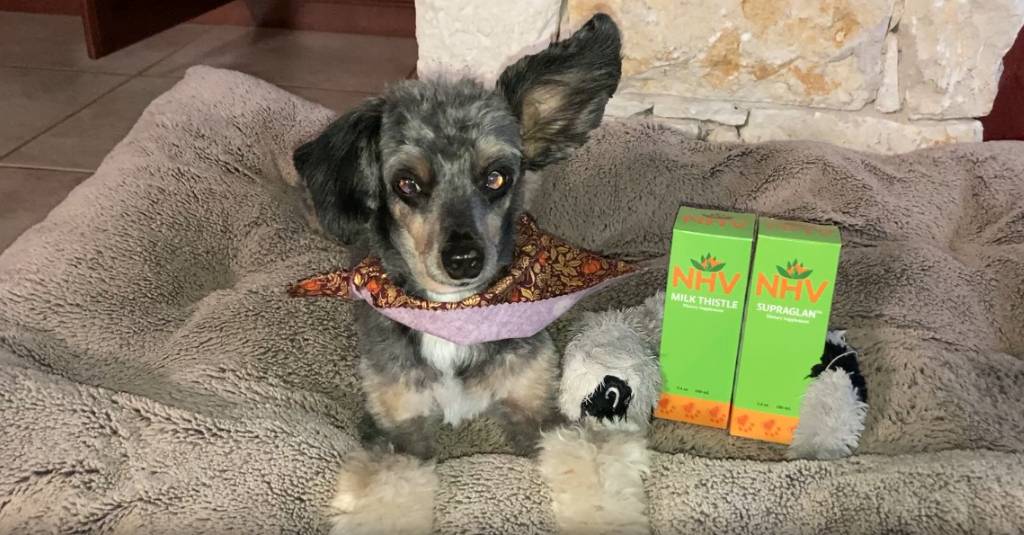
left=395, top=177, right=421, bottom=196
left=484, top=170, right=508, bottom=191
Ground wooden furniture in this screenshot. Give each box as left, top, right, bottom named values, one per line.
left=1, top=0, right=415, bottom=58
left=84, top=0, right=233, bottom=58
left=982, top=26, right=1024, bottom=140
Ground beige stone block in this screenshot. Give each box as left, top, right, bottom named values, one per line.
left=740, top=108, right=982, bottom=153
left=705, top=122, right=743, bottom=143
left=605, top=95, right=653, bottom=118
left=633, top=93, right=749, bottom=126
left=655, top=118, right=703, bottom=139
left=875, top=33, right=901, bottom=113
left=901, top=0, right=1024, bottom=119
left=416, top=0, right=561, bottom=84
left=566, top=0, right=894, bottom=110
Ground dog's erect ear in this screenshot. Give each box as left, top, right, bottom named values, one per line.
left=496, top=13, right=622, bottom=171
left=293, top=98, right=384, bottom=243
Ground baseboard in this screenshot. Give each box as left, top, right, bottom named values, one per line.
left=0, top=0, right=80, bottom=15
left=193, top=0, right=415, bottom=38
left=0, top=0, right=415, bottom=38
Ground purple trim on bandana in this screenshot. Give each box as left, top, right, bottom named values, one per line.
left=348, top=275, right=630, bottom=344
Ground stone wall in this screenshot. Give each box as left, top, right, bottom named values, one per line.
left=415, top=0, right=563, bottom=84
left=416, top=0, right=1024, bottom=153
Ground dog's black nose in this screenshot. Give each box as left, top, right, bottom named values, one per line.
left=441, top=233, right=484, bottom=280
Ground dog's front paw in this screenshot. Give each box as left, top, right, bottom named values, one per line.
left=327, top=451, right=437, bottom=535
left=581, top=375, right=633, bottom=421
left=505, top=426, right=543, bottom=457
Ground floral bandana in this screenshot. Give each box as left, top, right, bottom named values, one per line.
left=289, top=213, right=636, bottom=344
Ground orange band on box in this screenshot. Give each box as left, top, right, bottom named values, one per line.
left=729, top=407, right=800, bottom=445
left=654, top=392, right=730, bottom=429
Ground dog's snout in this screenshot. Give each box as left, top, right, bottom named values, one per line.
left=441, top=231, right=484, bottom=280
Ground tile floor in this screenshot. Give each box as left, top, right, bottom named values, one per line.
left=0, top=11, right=417, bottom=251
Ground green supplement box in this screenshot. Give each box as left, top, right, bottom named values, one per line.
left=730, top=217, right=842, bottom=444
left=654, top=207, right=756, bottom=428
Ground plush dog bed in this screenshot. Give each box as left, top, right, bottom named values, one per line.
left=1, top=66, right=1022, bottom=533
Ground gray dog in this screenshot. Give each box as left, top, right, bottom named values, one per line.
left=294, top=14, right=623, bottom=458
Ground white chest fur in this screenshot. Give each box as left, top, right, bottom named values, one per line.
left=419, top=334, right=473, bottom=374
left=419, top=334, right=493, bottom=425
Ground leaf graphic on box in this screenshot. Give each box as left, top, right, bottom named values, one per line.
left=792, top=269, right=814, bottom=279
left=691, top=259, right=705, bottom=270
left=708, top=262, right=726, bottom=272
left=777, top=265, right=791, bottom=278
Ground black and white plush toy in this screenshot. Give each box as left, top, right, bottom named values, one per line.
left=788, top=329, right=869, bottom=459
left=560, top=291, right=869, bottom=459
left=559, top=293, right=665, bottom=429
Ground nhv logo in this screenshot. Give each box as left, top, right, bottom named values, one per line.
left=672, top=252, right=741, bottom=294
left=756, top=258, right=829, bottom=303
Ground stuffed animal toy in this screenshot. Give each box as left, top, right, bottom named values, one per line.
left=561, top=291, right=869, bottom=460
left=788, top=329, right=869, bottom=459
left=560, top=292, right=664, bottom=430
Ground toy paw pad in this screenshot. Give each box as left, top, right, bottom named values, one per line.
left=581, top=375, right=633, bottom=421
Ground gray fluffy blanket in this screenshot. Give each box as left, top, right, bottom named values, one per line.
left=1, top=67, right=1022, bottom=534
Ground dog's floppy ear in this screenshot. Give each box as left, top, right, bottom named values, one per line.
left=496, top=13, right=622, bottom=171
left=293, top=98, right=384, bottom=243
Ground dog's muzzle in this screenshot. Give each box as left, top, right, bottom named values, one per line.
left=441, top=230, right=484, bottom=280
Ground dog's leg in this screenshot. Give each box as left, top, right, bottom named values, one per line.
left=381, top=415, right=444, bottom=459
left=485, top=399, right=563, bottom=456
left=475, top=336, right=562, bottom=455
left=327, top=450, right=437, bottom=535
left=362, top=367, right=441, bottom=459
